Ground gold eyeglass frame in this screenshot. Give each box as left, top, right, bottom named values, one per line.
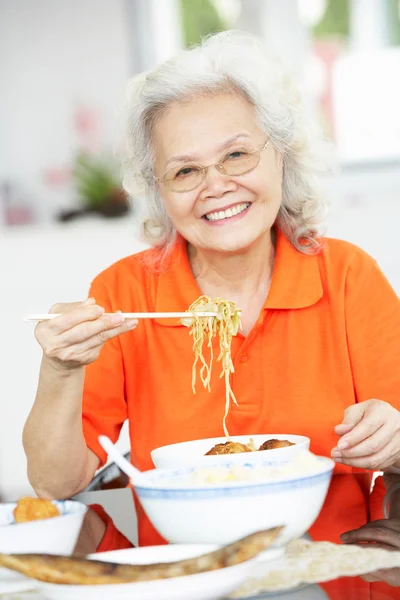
left=155, top=138, right=271, bottom=193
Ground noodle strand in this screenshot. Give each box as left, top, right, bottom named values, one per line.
left=180, top=296, right=241, bottom=438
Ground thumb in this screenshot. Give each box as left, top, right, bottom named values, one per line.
left=335, top=404, right=365, bottom=435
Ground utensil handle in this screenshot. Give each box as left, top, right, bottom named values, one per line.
left=98, top=435, right=148, bottom=486
left=23, top=311, right=218, bottom=322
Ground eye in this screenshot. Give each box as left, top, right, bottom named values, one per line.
left=225, top=150, right=248, bottom=161
left=174, top=166, right=197, bottom=180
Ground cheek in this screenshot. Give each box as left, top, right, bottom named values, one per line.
left=261, top=168, right=283, bottom=200
left=161, top=191, right=197, bottom=221
left=249, top=174, right=282, bottom=201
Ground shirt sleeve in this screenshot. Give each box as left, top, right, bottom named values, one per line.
left=345, top=254, right=400, bottom=409
left=81, top=276, right=128, bottom=467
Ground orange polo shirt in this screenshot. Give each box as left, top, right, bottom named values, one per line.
left=82, top=229, right=400, bottom=555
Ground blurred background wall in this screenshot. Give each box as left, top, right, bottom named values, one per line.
left=1, top=0, right=400, bottom=501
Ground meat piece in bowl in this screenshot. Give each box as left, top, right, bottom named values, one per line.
left=258, top=439, right=295, bottom=451
left=205, top=441, right=252, bottom=455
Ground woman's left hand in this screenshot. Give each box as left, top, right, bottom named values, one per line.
left=331, top=399, right=400, bottom=470
left=341, top=519, right=400, bottom=586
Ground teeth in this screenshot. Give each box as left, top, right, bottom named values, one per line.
left=205, top=203, right=249, bottom=221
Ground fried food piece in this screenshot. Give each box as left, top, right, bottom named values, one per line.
left=205, top=441, right=252, bottom=455
left=14, top=497, right=60, bottom=524
left=258, top=439, right=295, bottom=451
left=0, top=527, right=283, bottom=585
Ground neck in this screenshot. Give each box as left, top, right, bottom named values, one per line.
left=188, top=230, right=276, bottom=302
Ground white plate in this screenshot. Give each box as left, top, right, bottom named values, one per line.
left=32, top=544, right=267, bottom=600
left=0, top=567, right=36, bottom=595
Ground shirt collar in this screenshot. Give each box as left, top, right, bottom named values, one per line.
left=155, top=230, right=323, bottom=326
left=264, top=230, right=323, bottom=309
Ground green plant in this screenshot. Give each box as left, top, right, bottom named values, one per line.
left=72, top=152, right=121, bottom=209
left=180, top=0, right=227, bottom=47
left=312, top=0, right=400, bottom=45
left=313, top=0, right=349, bottom=39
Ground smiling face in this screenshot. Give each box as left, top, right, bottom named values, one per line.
left=152, top=92, right=283, bottom=254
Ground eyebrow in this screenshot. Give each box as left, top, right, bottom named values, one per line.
left=164, top=133, right=250, bottom=169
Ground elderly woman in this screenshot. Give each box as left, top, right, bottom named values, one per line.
left=24, top=31, right=399, bottom=596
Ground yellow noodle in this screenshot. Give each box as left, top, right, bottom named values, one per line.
left=180, top=297, right=241, bottom=438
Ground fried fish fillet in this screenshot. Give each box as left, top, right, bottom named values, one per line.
left=0, top=527, right=282, bottom=585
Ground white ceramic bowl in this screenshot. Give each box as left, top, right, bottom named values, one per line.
left=34, top=545, right=265, bottom=600
left=0, top=500, right=87, bottom=555
left=135, top=456, right=334, bottom=546
left=151, top=434, right=310, bottom=469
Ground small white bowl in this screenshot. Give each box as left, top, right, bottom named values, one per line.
left=0, top=500, right=87, bottom=555
left=151, top=434, right=310, bottom=469
left=135, top=456, right=334, bottom=546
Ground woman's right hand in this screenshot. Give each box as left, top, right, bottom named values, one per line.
left=35, top=297, right=137, bottom=371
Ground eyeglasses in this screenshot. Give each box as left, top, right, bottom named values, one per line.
left=155, top=138, right=270, bottom=193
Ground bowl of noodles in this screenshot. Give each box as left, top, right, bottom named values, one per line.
left=151, top=434, right=310, bottom=469
left=151, top=297, right=309, bottom=469
left=135, top=452, right=334, bottom=547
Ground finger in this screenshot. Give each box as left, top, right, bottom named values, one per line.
left=368, top=568, right=400, bottom=587
left=57, top=312, right=129, bottom=346
left=49, top=298, right=95, bottom=314
left=85, top=318, right=138, bottom=348
left=361, top=572, right=383, bottom=583
left=53, top=319, right=138, bottom=363
left=46, top=305, right=105, bottom=335
left=333, top=449, right=392, bottom=471
left=336, top=404, right=366, bottom=432
left=333, top=442, right=397, bottom=471
left=335, top=415, right=385, bottom=451
left=334, top=422, right=355, bottom=436
left=343, top=519, right=400, bottom=536
left=331, top=423, right=390, bottom=458
left=362, top=568, right=400, bottom=586
left=71, top=318, right=138, bottom=352
left=341, top=525, right=400, bottom=548
left=83, top=297, right=96, bottom=306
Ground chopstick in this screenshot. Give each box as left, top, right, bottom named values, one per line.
left=23, top=312, right=220, bottom=322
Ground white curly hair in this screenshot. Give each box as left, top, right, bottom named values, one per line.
left=120, top=30, right=332, bottom=254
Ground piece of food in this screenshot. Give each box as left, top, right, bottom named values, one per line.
left=0, top=527, right=283, bottom=585
left=205, top=441, right=252, bottom=455
left=258, top=439, right=295, bottom=451
left=204, top=438, right=296, bottom=456
left=13, top=497, right=60, bottom=524
left=180, top=296, right=241, bottom=438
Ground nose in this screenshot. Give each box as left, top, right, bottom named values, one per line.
left=201, top=165, right=237, bottom=198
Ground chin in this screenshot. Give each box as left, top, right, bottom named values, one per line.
left=204, top=234, right=262, bottom=255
